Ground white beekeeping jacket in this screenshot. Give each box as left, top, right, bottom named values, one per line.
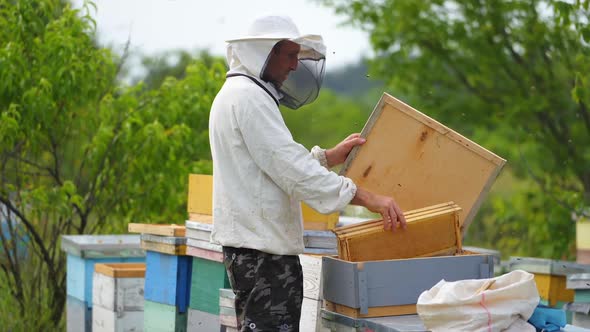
left=209, top=26, right=357, bottom=255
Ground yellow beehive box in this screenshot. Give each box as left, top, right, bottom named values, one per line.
left=187, top=174, right=338, bottom=230
left=577, top=221, right=590, bottom=250
left=509, top=257, right=590, bottom=307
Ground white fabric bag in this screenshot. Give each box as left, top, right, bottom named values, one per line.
left=417, top=270, right=540, bottom=332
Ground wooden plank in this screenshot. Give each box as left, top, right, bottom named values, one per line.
left=336, top=206, right=461, bottom=262
left=325, top=300, right=416, bottom=318
left=186, top=245, right=223, bottom=262
left=219, top=313, right=238, bottom=331
left=340, top=93, right=505, bottom=234
left=188, top=174, right=213, bottom=215
left=301, top=297, right=321, bottom=331
left=94, top=263, right=146, bottom=278
left=140, top=233, right=187, bottom=245
left=304, top=231, right=337, bottom=249
left=567, top=274, right=590, bottom=290
left=187, top=213, right=214, bottom=224
left=186, top=238, right=222, bottom=252
left=509, top=256, right=590, bottom=276
left=300, top=254, right=323, bottom=301
left=141, top=240, right=187, bottom=256
left=61, top=235, right=143, bottom=259
left=128, top=223, right=186, bottom=237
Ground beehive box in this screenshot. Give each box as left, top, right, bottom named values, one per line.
left=566, top=274, right=590, bottom=328
left=578, top=221, right=590, bottom=264
left=144, top=300, right=188, bottom=332
left=62, top=235, right=145, bottom=332
left=187, top=174, right=339, bottom=230
left=144, top=251, right=193, bottom=312
left=321, top=93, right=504, bottom=318
left=322, top=253, right=493, bottom=318
left=67, top=295, right=92, bottom=332
left=219, top=288, right=238, bottom=331
left=92, top=263, right=145, bottom=332
left=61, top=235, right=145, bottom=309
left=509, top=257, right=590, bottom=307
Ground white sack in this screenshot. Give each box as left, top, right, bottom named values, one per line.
left=417, top=270, right=540, bottom=332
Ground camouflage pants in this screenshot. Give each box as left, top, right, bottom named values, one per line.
left=222, top=246, right=303, bottom=332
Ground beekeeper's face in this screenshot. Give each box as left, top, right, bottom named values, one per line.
left=262, top=40, right=300, bottom=87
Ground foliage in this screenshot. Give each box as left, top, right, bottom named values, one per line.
left=0, top=0, right=224, bottom=328
left=281, top=89, right=370, bottom=150
left=322, top=0, right=590, bottom=259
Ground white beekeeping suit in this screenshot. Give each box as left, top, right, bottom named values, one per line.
left=209, top=16, right=357, bottom=255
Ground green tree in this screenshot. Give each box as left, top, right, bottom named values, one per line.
left=322, top=0, right=590, bottom=258
left=0, top=1, right=224, bottom=328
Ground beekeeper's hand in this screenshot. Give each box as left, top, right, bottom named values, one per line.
left=351, top=187, right=407, bottom=232
left=325, top=133, right=366, bottom=168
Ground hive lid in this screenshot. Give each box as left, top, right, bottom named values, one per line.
left=61, top=234, right=144, bottom=258
left=340, top=93, right=506, bottom=235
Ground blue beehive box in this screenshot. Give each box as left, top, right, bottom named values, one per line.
left=145, top=251, right=193, bottom=312
left=61, top=235, right=145, bottom=308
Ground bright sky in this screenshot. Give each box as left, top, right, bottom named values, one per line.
left=70, top=0, right=372, bottom=72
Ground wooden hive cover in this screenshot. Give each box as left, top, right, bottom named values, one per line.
left=94, top=263, right=146, bottom=278
left=128, top=223, right=186, bottom=237
left=334, top=202, right=462, bottom=262
left=341, top=93, right=506, bottom=234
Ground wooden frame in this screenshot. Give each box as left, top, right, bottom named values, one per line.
left=334, top=202, right=462, bottom=262
left=340, top=93, right=506, bottom=234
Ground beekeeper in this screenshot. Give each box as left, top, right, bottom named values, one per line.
left=209, top=15, right=406, bottom=331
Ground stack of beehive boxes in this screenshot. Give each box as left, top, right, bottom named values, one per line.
left=128, top=224, right=192, bottom=331
left=218, top=288, right=238, bottom=332
left=92, top=263, right=146, bottom=331
left=186, top=174, right=339, bottom=330
left=61, top=235, right=145, bottom=332
left=509, top=256, right=590, bottom=323
left=565, top=273, right=590, bottom=328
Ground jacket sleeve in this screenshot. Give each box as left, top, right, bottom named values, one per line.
left=236, top=91, right=356, bottom=214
